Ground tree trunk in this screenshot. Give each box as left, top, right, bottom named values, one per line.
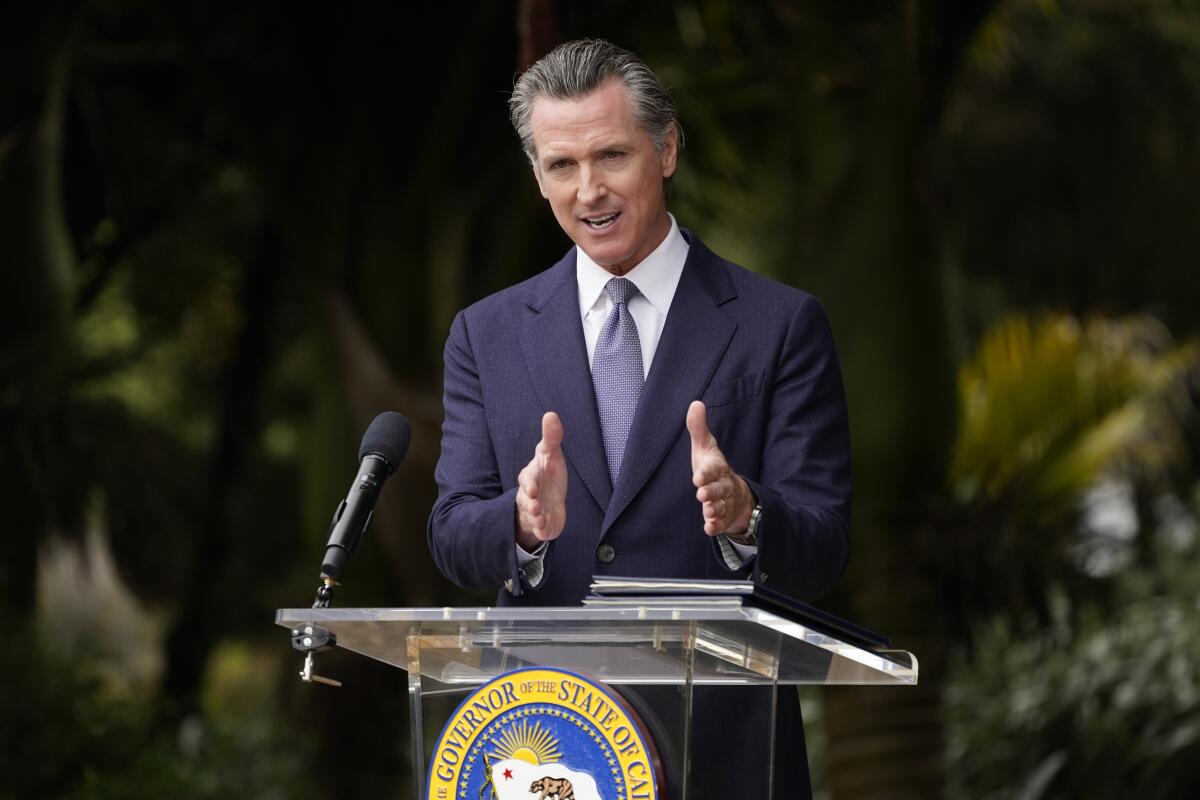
left=0, top=3, right=78, bottom=623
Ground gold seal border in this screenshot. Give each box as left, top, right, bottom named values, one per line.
left=426, top=667, right=659, bottom=800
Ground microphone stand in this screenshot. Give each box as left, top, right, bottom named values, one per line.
left=289, top=412, right=410, bottom=689
left=312, top=575, right=338, bottom=609
left=290, top=575, right=343, bottom=687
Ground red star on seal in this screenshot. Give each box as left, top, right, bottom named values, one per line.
left=502, top=768, right=513, bottom=780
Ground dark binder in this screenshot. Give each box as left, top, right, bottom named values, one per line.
left=587, top=576, right=891, bottom=651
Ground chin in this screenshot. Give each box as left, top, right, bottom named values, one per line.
left=595, top=253, right=637, bottom=273
left=583, top=238, right=633, bottom=264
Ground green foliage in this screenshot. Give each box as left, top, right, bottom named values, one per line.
left=944, top=310, right=1198, bottom=627
left=943, top=0, right=1200, bottom=335
left=952, top=312, right=1198, bottom=520
left=0, top=632, right=315, bottom=800
left=946, top=308, right=1200, bottom=798
left=947, top=536, right=1200, bottom=799
left=5, top=1, right=1200, bottom=797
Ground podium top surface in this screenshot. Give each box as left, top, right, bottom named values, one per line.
left=277, top=602, right=917, bottom=688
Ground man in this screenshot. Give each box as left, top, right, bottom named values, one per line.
left=428, top=39, right=851, bottom=799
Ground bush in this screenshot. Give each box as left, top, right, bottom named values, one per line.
left=947, top=545, right=1200, bottom=799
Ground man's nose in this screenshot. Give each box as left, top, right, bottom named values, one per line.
left=577, top=165, right=607, bottom=205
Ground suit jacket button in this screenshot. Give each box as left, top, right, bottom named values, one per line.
left=596, top=544, right=615, bottom=563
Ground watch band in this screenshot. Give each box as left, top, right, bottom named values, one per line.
left=726, top=503, right=762, bottom=546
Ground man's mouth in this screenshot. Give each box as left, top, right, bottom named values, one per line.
left=582, top=212, right=620, bottom=230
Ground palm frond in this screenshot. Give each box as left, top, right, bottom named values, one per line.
left=951, top=311, right=1198, bottom=522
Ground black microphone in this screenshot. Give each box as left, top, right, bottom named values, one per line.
left=320, top=412, right=412, bottom=581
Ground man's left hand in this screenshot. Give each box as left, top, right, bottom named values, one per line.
left=687, top=400, right=754, bottom=537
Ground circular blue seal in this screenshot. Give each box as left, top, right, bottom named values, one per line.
left=426, top=667, right=661, bottom=800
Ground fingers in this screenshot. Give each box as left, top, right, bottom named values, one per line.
left=696, top=474, right=736, bottom=504
left=686, top=403, right=752, bottom=537
left=701, top=500, right=727, bottom=536
left=517, top=485, right=555, bottom=540
left=538, top=411, right=564, bottom=455
left=517, top=492, right=540, bottom=524
left=518, top=464, right=539, bottom=499
left=686, top=400, right=709, bottom=456
left=696, top=470, right=726, bottom=531
left=693, top=455, right=732, bottom=488
left=517, top=465, right=553, bottom=532
left=694, top=463, right=750, bottom=537
left=701, top=495, right=735, bottom=535
left=525, top=411, right=564, bottom=494
left=517, top=411, right=568, bottom=545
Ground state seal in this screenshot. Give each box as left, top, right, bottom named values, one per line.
left=426, top=667, right=661, bottom=800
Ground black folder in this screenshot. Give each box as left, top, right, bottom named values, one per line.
left=587, top=576, right=891, bottom=651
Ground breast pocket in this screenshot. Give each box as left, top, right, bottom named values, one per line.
left=701, top=372, right=764, bottom=408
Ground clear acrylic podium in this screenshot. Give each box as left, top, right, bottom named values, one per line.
left=276, top=601, right=917, bottom=798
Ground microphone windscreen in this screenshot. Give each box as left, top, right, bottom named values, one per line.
left=358, top=412, right=412, bottom=470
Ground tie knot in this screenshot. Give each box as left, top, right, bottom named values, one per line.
left=605, top=277, right=639, bottom=306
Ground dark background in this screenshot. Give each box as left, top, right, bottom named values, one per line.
left=3, top=1, right=1199, bottom=797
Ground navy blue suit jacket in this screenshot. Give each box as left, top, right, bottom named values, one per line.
left=427, top=230, right=849, bottom=796
left=428, top=230, right=851, bottom=796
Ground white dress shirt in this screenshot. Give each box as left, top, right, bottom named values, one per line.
left=576, top=214, right=689, bottom=377
left=512, top=215, right=754, bottom=591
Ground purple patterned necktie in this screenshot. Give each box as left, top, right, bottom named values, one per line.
left=592, top=277, right=644, bottom=485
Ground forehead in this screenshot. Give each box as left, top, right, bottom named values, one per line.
left=529, top=80, right=643, bottom=155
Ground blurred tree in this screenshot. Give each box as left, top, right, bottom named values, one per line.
left=936, top=309, right=1200, bottom=799
left=605, top=2, right=997, bottom=795
left=1, top=0, right=557, bottom=794
left=6, top=0, right=1200, bottom=796
left=941, top=0, right=1200, bottom=340
left=946, top=312, right=1199, bottom=629
left=0, top=633, right=318, bottom=800
left=0, top=2, right=80, bottom=623
left=947, top=536, right=1200, bottom=799
left=611, top=2, right=1200, bottom=796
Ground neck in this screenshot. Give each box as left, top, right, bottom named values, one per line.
left=599, top=211, right=672, bottom=277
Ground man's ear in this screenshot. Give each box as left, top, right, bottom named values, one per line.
left=660, top=126, right=679, bottom=178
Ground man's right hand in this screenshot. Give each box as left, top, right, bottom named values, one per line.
left=516, top=412, right=567, bottom=549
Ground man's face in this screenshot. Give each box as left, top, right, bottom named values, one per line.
left=529, top=80, right=678, bottom=276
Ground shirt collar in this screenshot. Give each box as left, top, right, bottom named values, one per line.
left=576, top=214, right=690, bottom=316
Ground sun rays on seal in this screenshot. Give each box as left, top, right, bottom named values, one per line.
left=490, top=719, right=562, bottom=765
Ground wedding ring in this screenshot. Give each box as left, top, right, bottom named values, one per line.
left=718, top=498, right=727, bottom=516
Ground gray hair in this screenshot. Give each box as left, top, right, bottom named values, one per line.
left=509, top=39, right=685, bottom=166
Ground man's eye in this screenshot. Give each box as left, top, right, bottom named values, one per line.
left=601, top=151, right=624, bottom=160
left=549, top=160, right=570, bottom=170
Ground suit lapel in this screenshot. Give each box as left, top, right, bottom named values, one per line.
left=519, top=250, right=613, bottom=513
left=602, top=234, right=738, bottom=534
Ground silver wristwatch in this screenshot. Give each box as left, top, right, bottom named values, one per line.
left=726, top=503, right=762, bottom=546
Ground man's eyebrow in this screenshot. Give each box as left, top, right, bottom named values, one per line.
left=538, top=137, right=635, bottom=164
left=603, top=139, right=643, bottom=156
